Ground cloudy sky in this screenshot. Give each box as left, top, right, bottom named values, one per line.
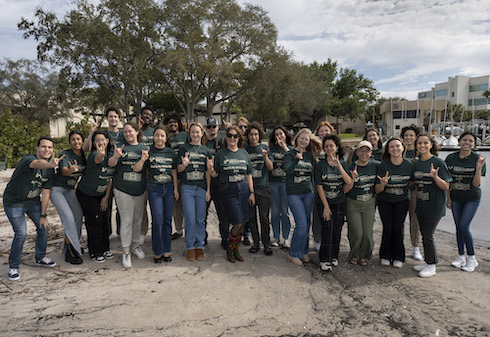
left=2, top=0, right=490, bottom=99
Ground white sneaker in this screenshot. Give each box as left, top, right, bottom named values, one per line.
left=8, top=268, right=20, bottom=281
left=103, top=251, right=114, bottom=260
left=418, top=264, right=436, bottom=278
left=413, top=263, right=427, bottom=272
left=393, top=260, right=403, bottom=268
left=139, top=235, right=145, bottom=246
left=283, top=239, right=291, bottom=249
left=412, top=247, right=423, bottom=261
left=332, top=258, right=339, bottom=267
left=461, top=256, right=478, bottom=272
left=314, top=242, right=321, bottom=252
left=380, top=258, right=391, bottom=266
left=451, top=255, right=466, bottom=268
left=270, top=239, right=279, bottom=247
left=122, top=253, right=132, bottom=268
left=132, top=246, right=146, bottom=260
left=36, top=257, right=57, bottom=268
left=320, top=262, right=332, bottom=272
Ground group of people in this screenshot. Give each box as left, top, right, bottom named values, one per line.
left=4, top=106, right=486, bottom=282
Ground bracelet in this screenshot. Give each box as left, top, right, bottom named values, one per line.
left=40, top=214, right=47, bottom=218
left=250, top=191, right=254, bottom=194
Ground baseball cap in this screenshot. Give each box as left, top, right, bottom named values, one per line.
left=357, top=140, right=373, bottom=150
left=206, top=117, right=218, bottom=127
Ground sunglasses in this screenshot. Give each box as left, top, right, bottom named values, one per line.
left=238, top=125, right=247, bottom=129
left=206, top=125, right=217, bottom=129
left=227, top=133, right=240, bottom=139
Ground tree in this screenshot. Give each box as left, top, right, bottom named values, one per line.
left=161, top=0, right=278, bottom=120
left=327, top=68, right=378, bottom=131
left=0, top=59, right=69, bottom=123
left=19, top=0, right=164, bottom=119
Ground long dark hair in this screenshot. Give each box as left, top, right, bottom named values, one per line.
left=90, top=130, right=112, bottom=152
left=364, top=128, right=383, bottom=150
left=323, top=134, right=344, bottom=159
left=68, top=130, right=87, bottom=165
left=458, top=131, right=477, bottom=149
left=415, top=132, right=439, bottom=156
left=163, top=113, right=184, bottom=132
left=269, top=125, right=292, bottom=147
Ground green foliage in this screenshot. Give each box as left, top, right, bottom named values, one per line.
left=0, top=110, right=47, bottom=167
left=66, top=113, right=93, bottom=139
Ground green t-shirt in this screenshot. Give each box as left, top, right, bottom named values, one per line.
left=52, top=149, right=86, bottom=189
left=314, top=159, right=349, bottom=204
left=214, top=148, right=252, bottom=184
left=445, top=151, right=486, bottom=201
left=269, top=144, right=294, bottom=183
left=352, top=148, right=383, bottom=164
left=376, top=159, right=414, bottom=203
left=170, top=131, right=189, bottom=156
left=284, top=149, right=315, bottom=195
left=176, top=143, right=211, bottom=190
left=108, top=130, right=125, bottom=148
left=347, top=161, right=378, bottom=201
left=413, top=156, right=452, bottom=218
left=141, top=126, right=154, bottom=148
left=78, top=151, right=115, bottom=197
left=3, top=154, right=54, bottom=208
left=244, top=143, right=272, bottom=189
left=146, top=146, right=176, bottom=185
left=113, top=143, right=147, bottom=196
left=404, top=149, right=416, bottom=161
left=205, top=136, right=226, bottom=156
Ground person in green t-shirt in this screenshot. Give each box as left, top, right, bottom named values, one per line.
left=134, top=125, right=178, bottom=263
left=347, top=128, right=383, bottom=165
left=375, top=137, right=414, bottom=269
left=4, top=136, right=62, bottom=281
left=108, top=121, right=147, bottom=268
left=445, top=131, right=486, bottom=272
left=268, top=126, right=294, bottom=248
left=164, top=113, right=189, bottom=240
left=344, top=140, right=378, bottom=266
left=314, top=134, right=351, bottom=272
left=176, top=123, right=211, bottom=261
left=412, top=133, right=452, bottom=278
left=50, top=130, right=86, bottom=265
left=312, top=121, right=335, bottom=251
left=209, top=125, right=254, bottom=263
left=76, top=130, right=115, bottom=263
left=284, top=128, right=322, bottom=267
left=400, top=124, right=423, bottom=261
left=244, top=122, right=274, bottom=256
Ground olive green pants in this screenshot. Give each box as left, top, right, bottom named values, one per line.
left=346, top=197, right=375, bottom=260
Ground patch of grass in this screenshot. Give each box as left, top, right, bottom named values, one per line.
left=338, top=133, right=363, bottom=139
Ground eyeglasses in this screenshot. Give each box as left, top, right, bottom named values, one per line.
left=227, top=133, right=240, bottom=139
left=206, top=125, right=217, bottom=129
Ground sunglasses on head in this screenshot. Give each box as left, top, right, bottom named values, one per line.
left=227, top=133, right=240, bottom=139
left=206, top=125, right=217, bottom=129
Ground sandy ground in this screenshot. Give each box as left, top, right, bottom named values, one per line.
left=0, top=168, right=489, bottom=337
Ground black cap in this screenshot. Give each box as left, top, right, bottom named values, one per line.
left=206, top=117, right=218, bottom=126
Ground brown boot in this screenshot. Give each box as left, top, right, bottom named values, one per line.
left=227, top=238, right=236, bottom=263
left=186, top=249, right=196, bottom=261
left=195, top=248, right=205, bottom=261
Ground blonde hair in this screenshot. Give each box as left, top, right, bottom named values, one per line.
left=293, top=128, right=322, bottom=161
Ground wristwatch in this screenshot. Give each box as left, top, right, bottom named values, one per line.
left=40, top=214, right=47, bottom=218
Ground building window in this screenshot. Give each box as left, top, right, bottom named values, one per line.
left=469, top=98, right=490, bottom=106
left=392, top=110, right=418, bottom=119
left=435, top=89, right=448, bottom=97
left=469, top=83, right=489, bottom=92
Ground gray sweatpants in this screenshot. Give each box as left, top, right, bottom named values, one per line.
left=114, top=189, right=145, bottom=251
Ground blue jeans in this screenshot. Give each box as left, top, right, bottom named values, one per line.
left=147, top=183, right=175, bottom=256
left=451, top=200, right=480, bottom=256
left=50, top=186, right=84, bottom=255
left=5, top=204, right=48, bottom=269
left=269, top=181, right=291, bottom=241
left=287, top=192, right=314, bottom=258
left=181, top=184, right=207, bottom=250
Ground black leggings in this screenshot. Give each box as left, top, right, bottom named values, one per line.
left=417, top=215, right=442, bottom=264
left=378, top=199, right=409, bottom=262
left=319, top=202, right=346, bottom=263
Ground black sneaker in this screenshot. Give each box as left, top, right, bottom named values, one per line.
left=248, top=246, right=259, bottom=254
left=264, top=247, right=273, bottom=256
left=92, top=256, right=105, bottom=263
left=103, top=251, right=115, bottom=260
left=243, top=236, right=251, bottom=246
left=8, top=268, right=20, bottom=281
left=36, top=257, right=56, bottom=268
